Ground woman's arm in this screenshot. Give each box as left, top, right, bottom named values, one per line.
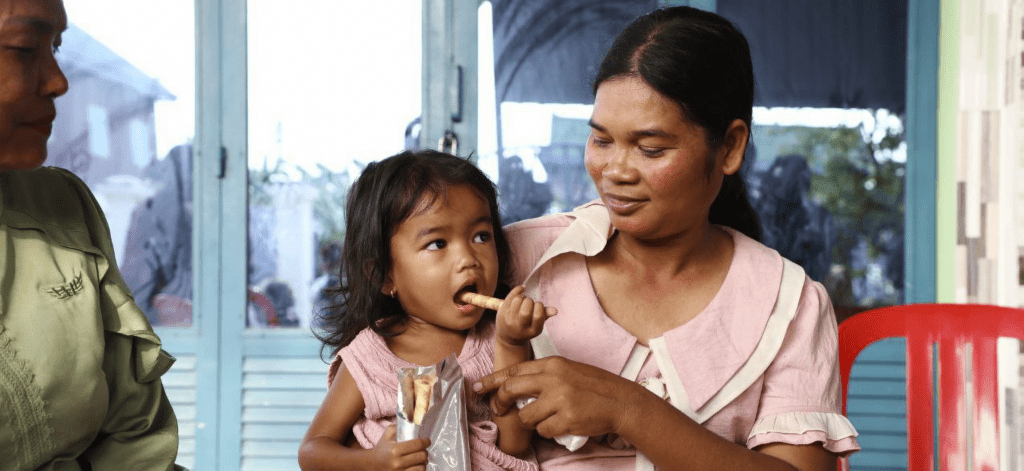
left=475, top=357, right=836, bottom=471
left=298, top=365, right=430, bottom=471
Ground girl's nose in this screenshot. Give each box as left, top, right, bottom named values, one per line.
left=456, top=247, right=481, bottom=271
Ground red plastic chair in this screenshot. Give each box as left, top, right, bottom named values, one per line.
left=838, top=304, right=1024, bottom=471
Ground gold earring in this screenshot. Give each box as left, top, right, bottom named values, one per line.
left=389, top=288, right=397, bottom=297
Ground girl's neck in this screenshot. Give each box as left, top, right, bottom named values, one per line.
left=385, top=319, right=472, bottom=367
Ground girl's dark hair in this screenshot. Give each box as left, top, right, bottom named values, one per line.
left=316, top=150, right=513, bottom=355
left=594, top=6, right=761, bottom=241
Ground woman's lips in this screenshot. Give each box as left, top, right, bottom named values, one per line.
left=604, top=194, right=645, bottom=214
left=22, top=116, right=55, bottom=136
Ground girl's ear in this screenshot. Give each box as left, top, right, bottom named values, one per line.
left=381, top=279, right=395, bottom=297
left=719, top=119, right=748, bottom=176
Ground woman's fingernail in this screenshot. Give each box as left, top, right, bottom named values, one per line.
left=472, top=382, right=483, bottom=392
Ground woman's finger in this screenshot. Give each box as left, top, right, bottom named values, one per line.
left=473, top=358, right=548, bottom=395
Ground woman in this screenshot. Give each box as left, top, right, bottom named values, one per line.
left=1, top=0, right=182, bottom=469
left=475, top=6, right=858, bottom=471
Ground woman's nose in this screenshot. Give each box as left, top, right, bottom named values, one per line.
left=602, top=147, right=639, bottom=183
left=41, top=53, right=69, bottom=98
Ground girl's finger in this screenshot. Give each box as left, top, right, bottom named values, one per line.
left=396, top=448, right=429, bottom=467
left=531, top=300, right=546, bottom=329
left=380, top=424, right=397, bottom=442
left=393, top=437, right=430, bottom=453
left=517, top=297, right=535, bottom=328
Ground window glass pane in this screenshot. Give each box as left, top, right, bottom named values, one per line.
left=246, top=0, right=421, bottom=329
left=55, top=0, right=196, bottom=328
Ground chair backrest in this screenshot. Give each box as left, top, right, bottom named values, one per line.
left=838, top=304, right=1024, bottom=471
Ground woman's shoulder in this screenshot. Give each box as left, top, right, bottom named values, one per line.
left=504, top=212, right=576, bottom=242
left=1, top=167, right=102, bottom=241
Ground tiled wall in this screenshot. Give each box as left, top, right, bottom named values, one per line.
left=953, top=0, right=1024, bottom=307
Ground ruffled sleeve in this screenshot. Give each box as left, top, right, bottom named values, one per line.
left=747, top=279, right=859, bottom=455
left=747, top=411, right=860, bottom=455
left=62, top=167, right=175, bottom=382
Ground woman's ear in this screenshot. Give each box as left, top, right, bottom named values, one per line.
left=720, top=118, right=749, bottom=176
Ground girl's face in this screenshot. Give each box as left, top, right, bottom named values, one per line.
left=0, top=0, right=68, bottom=171
left=384, top=184, right=499, bottom=333
left=585, top=76, right=743, bottom=240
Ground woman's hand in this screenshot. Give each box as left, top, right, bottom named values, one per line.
left=368, top=425, right=430, bottom=471
left=494, top=286, right=557, bottom=348
left=474, top=356, right=648, bottom=439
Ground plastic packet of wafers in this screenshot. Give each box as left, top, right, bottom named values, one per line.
left=396, top=353, right=470, bottom=470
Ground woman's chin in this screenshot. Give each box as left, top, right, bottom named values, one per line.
left=0, top=148, right=47, bottom=171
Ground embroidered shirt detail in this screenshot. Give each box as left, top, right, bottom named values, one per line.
left=0, top=324, right=56, bottom=470
left=45, top=273, right=84, bottom=299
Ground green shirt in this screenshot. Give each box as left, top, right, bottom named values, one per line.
left=0, top=167, right=181, bottom=470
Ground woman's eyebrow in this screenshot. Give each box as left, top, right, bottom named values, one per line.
left=6, top=17, right=64, bottom=35
left=588, top=119, right=676, bottom=139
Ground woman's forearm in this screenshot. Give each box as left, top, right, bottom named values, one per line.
left=616, top=391, right=823, bottom=471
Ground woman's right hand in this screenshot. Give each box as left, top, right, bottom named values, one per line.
left=369, top=425, right=430, bottom=471
left=473, top=356, right=649, bottom=440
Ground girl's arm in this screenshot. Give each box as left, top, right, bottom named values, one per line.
left=475, top=357, right=835, bottom=471
left=298, top=364, right=430, bottom=470
left=490, top=286, right=557, bottom=457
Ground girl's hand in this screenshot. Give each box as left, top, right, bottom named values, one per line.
left=473, top=356, right=647, bottom=439
left=370, top=425, right=430, bottom=471
left=495, top=286, right=557, bottom=348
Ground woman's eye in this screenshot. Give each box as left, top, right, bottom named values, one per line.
left=473, top=231, right=492, bottom=244
left=590, top=135, right=611, bottom=148
left=8, top=46, right=35, bottom=56
left=640, top=147, right=666, bottom=157
left=425, top=239, right=446, bottom=250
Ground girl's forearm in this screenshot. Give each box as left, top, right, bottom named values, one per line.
left=490, top=340, right=534, bottom=457
left=297, top=437, right=377, bottom=471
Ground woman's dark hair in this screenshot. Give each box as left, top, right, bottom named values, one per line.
left=594, top=6, right=761, bottom=241
left=315, top=150, right=513, bottom=355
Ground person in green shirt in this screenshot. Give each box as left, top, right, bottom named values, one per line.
left=0, top=0, right=182, bottom=469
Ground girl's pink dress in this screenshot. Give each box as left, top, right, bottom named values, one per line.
left=329, top=322, right=538, bottom=471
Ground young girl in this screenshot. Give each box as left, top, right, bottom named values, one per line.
left=298, top=150, right=555, bottom=471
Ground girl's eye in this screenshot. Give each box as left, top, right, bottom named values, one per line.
left=473, top=231, right=493, bottom=244
left=52, top=44, right=60, bottom=54
left=425, top=239, right=446, bottom=250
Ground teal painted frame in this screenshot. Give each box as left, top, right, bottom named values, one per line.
left=193, top=0, right=223, bottom=467
left=904, top=0, right=939, bottom=304
left=218, top=0, right=248, bottom=466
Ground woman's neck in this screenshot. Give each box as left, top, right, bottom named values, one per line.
left=609, top=223, right=727, bottom=278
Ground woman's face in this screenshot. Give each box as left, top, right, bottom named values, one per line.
left=0, top=0, right=68, bottom=171
left=585, top=76, right=744, bottom=241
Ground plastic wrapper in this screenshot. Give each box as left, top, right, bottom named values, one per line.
left=396, top=353, right=470, bottom=470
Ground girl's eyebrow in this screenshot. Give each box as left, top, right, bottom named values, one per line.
left=413, top=215, right=492, bottom=241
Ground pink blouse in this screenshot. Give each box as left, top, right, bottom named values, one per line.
left=504, top=201, right=859, bottom=470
